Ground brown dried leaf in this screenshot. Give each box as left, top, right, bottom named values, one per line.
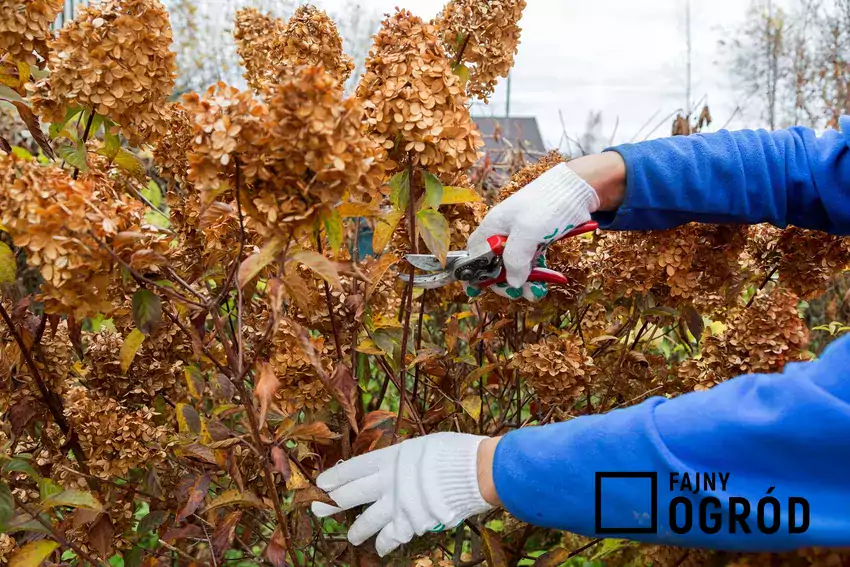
left=291, top=250, right=343, bottom=290
left=366, top=253, right=400, bottom=300
left=330, top=363, right=359, bottom=434
left=88, top=514, right=114, bottom=559
left=533, top=548, right=571, bottom=567
left=264, top=527, right=287, bottom=567
left=361, top=410, right=396, bottom=431
left=211, top=510, right=242, bottom=563
left=206, top=489, right=268, bottom=512
left=238, top=236, right=286, bottom=289
left=175, top=474, right=211, bottom=523
left=286, top=422, right=340, bottom=444
left=12, top=102, right=53, bottom=159
left=271, top=446, right=291, bottom=483
left=481, top=528, right=509, bottom=567
left=352, top=428, right=384, bottom=455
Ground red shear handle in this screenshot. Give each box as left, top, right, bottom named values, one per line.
left=478, top=268, right=570, bottom=289
left=485, top=221, right=599, bottom=256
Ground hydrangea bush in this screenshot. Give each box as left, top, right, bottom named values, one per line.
left=0, top=1, right=849, bottom=566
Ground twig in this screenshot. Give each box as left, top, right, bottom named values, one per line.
left=454, top=33, right=472, bottom=68
left=746, top=266, right=779, bottom=308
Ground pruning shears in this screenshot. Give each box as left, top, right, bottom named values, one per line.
left=399, top=221, right=599, bottom=290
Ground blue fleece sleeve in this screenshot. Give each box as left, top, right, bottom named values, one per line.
left=593, top=116, right=850, bottom=234
left=493, top=335, right=850, bottom=551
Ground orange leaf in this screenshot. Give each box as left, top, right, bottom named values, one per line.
left=366, top=253, right=400, bottom=300
left=286, top=422, right=340, bottom=445
left=372, top=211, right=404, bottom=254
left=338, top=201, right=381, bottom=218
left=254, top=362, right=280, bottom=430
left=238, top=236, right=286, bottom=289
left=481, top=528, right=508, bottom=567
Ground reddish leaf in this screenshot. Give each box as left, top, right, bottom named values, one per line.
left=330, top=364, right=359, bottom=434
left=8, top=398, right=36, bottom=436
left=286, top=422, right=340, bottom=445
left=0, top=135, right=10, bottom=154
left=352, top=428, right=383, bottom=455
left=271, top=446, right=291, bottom=483
left=291, top=485, right=335, bottom=509
left=264, top=527, right=288, bottom=567
left=88, top=513, right=114, bottom=559
left=11, top=102, right=54, bottom=159
left=175, top=474, right=210, bottom=523
left=211, top=510, right=242, bottom=563
left=282, top=269, right=315, bottom=318
left=254, top=362, right=280, bottom=430
left=361, top=410, right=396, bottom=431
left=162, top=524, right=203, bottom=543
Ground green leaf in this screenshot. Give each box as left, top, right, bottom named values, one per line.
left=57, top=143, right=88, bottom=172
left=3, top=458, right=40, bottom=481
left=388, top=170, right=410, bottom=211
left=416, top=209, right=450, bottom=267
left=111, top=148, right=145, bottom=177
left=11, top=146, right=33, bottom=160
left=9, top=539, right=60, bottom=567
left=0, top=242, right=16, bottom=284
left=453, top=63, right=471, bottom=87
left=423, top=171, right=444, bottom=210
left=102, top=129, right=120, bottom=160
left=123, top=546, right=144, bottom=567
left=41, top=489, right=104, bottom=512
left=38, top=479, right=62, bottom=502
left=441, top=185, right=483, bottom=205
left=132, top=289, right=162, bottom=335
left=137, top=510, right=167, bottom=534
left=49, top=107, right=83, bottom=140
left=119, top=329, right=145, bottom=374
left=140, top=179, right=162, bottom=209
left=0, top=482, right=13, bottom=529
left=321, top=207, right=343, bottom=252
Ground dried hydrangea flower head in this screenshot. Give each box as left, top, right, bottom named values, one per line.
left=0, top=0, right=63, bottom=65
left=435, top=0, right=526, bottom=102
left=512, top=333, right=592, bottom=408
left=272, top=4, right=355, bottom=86
left=0, top=155, right=147, bottom=317
left=185, top=67, right=383, bottom=239
left=744, top=225, right=850, bottom=299
left=38, top=0, right=177, bottom=146
left=234, top=7, right=288, bottom=92
left=679, top=286, right=809, bottom=391
left=356, top=9, right=484, bottom=176
left=153, top=102, right=193, bottom=184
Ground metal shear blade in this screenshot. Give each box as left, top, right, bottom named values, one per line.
left=397, top=269, right=459, bottom=289
left=404, top=252, right=469, bottom=272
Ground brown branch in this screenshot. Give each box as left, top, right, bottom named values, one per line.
left=746, top=266, right=779, bottom=308
left=454, top=33, right=473, bottom=68
left=0, top=303, right=96, bottom=489
left=72, top=109, right=95, bottom=180
left=316, top=235, right=343, bottom=359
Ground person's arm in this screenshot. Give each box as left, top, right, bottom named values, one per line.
left=481, top=334, right=850, bottom=551
left=572, top=116, right=850, bottom=235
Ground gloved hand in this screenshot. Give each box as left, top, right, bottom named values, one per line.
left=465, top=163, right=600, bottom=301
left=311, top=432, right=493, bottom=557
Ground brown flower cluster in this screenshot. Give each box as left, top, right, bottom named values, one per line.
left=36, top=0, right=177, bottom=146
left=64, top=386, right=168, bottom=479
left=512, top=333, right=591, bottom=408
left=270, top=320, right=332, bottom=415
left=0, top=0, right=63, bottom=65
left=233, top=8, right=288, bottom=93
left=680, top=287, right=810, bottom=391
left=185, top=67, right=383, bottom=238
left=153, top=102, right=193, bottom=184
left=435, top=0, right=527, bottom=102
left=271, top=5, right=355, bottom=87
left=594, top=224, right=748, bottom=313
left=355, top=9, right=484, bottom=176
left=744, top=225, right=850, bottom=299
left=0, top=156, right=147, bottom=317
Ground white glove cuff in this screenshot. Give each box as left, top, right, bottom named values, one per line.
left=423, top=433, right=493, bottom=524
left=535, top=162, right=601, bottom=215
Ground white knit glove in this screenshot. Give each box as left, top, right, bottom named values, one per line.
left=311, top=433, right=492, bottom=557
left=466, top=163, right=600, bottom=301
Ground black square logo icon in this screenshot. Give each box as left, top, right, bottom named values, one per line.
left=595, top=472, right=658, bottom=534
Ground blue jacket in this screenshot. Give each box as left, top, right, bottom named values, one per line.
left=492, top=117, right=850, bottom=551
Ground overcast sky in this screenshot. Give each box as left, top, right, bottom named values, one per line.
left=313, top=0, right=759, bottom=150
